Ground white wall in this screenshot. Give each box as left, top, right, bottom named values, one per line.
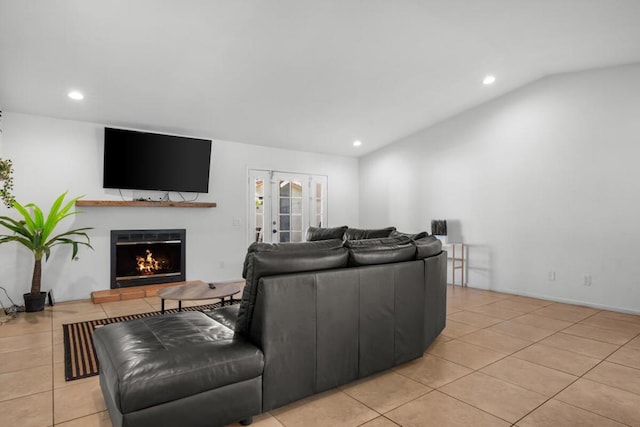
left=0, top=112, right=359, bottom=302
left=359, top=63, right=640, bottom=314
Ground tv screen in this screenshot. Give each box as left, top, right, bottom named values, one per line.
left=103, top=127, right=212, bottom=193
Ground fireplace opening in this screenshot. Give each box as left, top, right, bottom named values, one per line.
left=111, top=229, right=186, bottom=289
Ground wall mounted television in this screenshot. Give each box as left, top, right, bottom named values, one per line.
left=103, top=127, right=212, bottom=193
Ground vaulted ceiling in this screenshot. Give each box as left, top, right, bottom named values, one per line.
left=1, top=0, right=639, bottom=157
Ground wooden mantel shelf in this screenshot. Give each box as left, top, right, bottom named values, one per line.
left=76, top=200, right=216, bottom=208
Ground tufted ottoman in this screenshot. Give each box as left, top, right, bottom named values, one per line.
left=93, top=310, right=263, bottom=427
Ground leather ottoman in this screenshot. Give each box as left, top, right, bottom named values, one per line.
left=93, top=311, right=263, bottom=427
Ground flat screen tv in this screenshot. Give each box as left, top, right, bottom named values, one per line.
left=103, top=127, right=212, bottom=193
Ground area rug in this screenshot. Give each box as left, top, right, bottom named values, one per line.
left=62, top=300, right=240, bottom=381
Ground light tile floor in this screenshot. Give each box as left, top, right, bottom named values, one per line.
left=1, top=287, right=640, bottom=426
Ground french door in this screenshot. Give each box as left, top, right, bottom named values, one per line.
left=248, top=170, right=327, bottom=245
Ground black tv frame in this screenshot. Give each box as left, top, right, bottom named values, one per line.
left=103, top=127, right=212, bottom=194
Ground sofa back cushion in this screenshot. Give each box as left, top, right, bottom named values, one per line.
left=305, top=226, right=349, bottom=241
left=251, top=248, right=348, bottom=278
left=343, top=226, right=396, bottom=240
left=344, top=235, right=416, bottom=266
left=389, top=230, right=429, bottom=240
left=413, top=235, right=443, bottom=259
left=236, top=240, right=348, bottom=336
left=242, top=239, right=344, bottom=278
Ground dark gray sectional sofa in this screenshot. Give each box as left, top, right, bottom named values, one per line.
left=93, top=227, right=447, bottom=427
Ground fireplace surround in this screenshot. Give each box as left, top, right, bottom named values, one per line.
left=110, top=229, right=186, bottom=289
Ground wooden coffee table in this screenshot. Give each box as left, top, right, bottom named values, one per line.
left=157, top=280, right=243, bottom=314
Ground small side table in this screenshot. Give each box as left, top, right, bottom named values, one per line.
left=444, top=243, right=466, bottom=287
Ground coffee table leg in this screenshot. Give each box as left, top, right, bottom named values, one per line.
left=178, top=300, right=182, bottom=312
left=161, top=299, right=165, bottom=314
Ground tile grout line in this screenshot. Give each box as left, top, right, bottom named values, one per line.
left=455, top=303, right=633, bottom=352
left=508, top=314, right=639, bottom=426
left=509, top=357, right=631, bottom=426
left=435, top=297, right=640, bottom=425
left=355, top=413, right=402, bottom=427
left=52, top=411, right=110, bottom=426
left=340, top=384, right=432, bottom=424
left=387, top=379, right=510, bottom=426
left=431, top=316, right=536, bottom=425
left=426, top=350, right=524, bottom=425
left=393, top=350, right=516, bottom=425
left=51, top=303, right=110, bottom=426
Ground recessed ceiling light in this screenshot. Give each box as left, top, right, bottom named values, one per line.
left=353, top=140, right=362, bottom=147
left=482, top=75, right=496, bottom=85
left=68, top=90, right=84, bottom=100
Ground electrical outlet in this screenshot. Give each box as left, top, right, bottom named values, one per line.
left=548, top=271, right=556, bottom=281
left=219, top=261, right=225, bottom=269
left=232, top=216, right=242, bottom=226
left=584, top=275, right=592, bottom=286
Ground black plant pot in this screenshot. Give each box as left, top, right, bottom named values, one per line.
left=23, top=292, right=47, bottom=312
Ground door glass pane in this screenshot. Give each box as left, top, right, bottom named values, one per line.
left=313, top=180, right=324, bottom=228
left=292, top=215, right=302, bottom=231
left=279, top=198, right=290, bottom=214
left=277, top=178, right=304, bottom=242
left=280, top=181, right=290, bottom=197
left=280, top=215, right=290, bottom=231
left=291, top=199, right=302, bottom=214
left=254, top=178, right=264, bottom=242
left=292, top=181, right=302, bottom=197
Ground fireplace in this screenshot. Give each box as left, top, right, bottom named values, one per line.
left=110, top=229, right=186, bottom=289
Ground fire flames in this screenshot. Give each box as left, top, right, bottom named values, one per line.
left=136, top=249, right=162, bottom=275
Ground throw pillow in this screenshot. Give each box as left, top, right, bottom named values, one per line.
left=343, top=226, right=396, bottom=240
left=305, top=225, right=348, bottom=241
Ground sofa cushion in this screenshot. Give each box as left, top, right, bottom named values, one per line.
left=305, top=226, right=349, bottom=241
left=344, top=236, right=416, bottom=266
left=236, top=241, right=348, bottom=336
left=251, top=248, right=349, bottom=278
left=390, top=230, right=429, bottom=240
left=92, top=311, right=264, bottom=414
left=413, top=235, right=443, bottom=259
left=343, top=226, right=396, bottom=240
left=242, top=239, right=344, bottom=278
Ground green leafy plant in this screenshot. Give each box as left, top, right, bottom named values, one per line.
left=0, top=191, right=93, bottom=295
left=0, top=158, right=14, bottom=208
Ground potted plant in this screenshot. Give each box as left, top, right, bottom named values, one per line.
left=0, top=191, right=93, bottom=312
left=0, top=157, right=14, bottom=208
